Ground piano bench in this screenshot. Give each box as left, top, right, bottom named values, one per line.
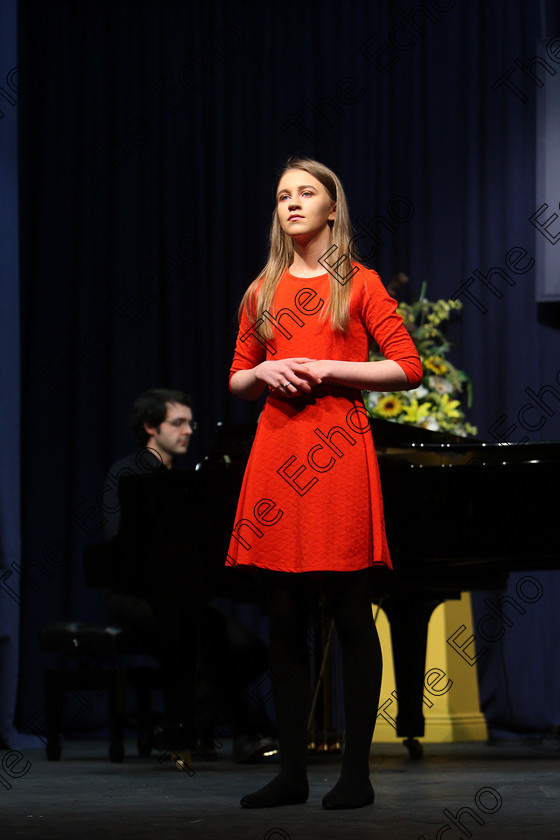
left=39, top=621, right=162, bottom=763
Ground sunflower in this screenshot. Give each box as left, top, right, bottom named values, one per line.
left=375, top=395, right=404, bottom=418
left=424, top=355, right=448, bottom=375
left=367, top=286, right=478, bottom=437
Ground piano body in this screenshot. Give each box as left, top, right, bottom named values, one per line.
left=198, top=418, right=560, bottom=756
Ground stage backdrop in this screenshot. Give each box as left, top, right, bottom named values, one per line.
left=0, top=0, right=22, bottom=748
left=4, top=0, right=560, bottom=745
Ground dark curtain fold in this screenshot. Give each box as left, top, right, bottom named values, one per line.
left=9, top=0, right=560, bottom=741
left=472, top=571, right=560, bottom=741
left=0, top=0, right=23, bottom=748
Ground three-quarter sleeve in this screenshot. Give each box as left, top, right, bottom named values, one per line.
left=229, top=302, right=267, bottom=389
left=360, top=268, right=423, bottom=387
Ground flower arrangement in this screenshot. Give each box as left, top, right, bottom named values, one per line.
left=366, top=276, right=477, bottom=437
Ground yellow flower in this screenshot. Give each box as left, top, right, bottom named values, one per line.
left=439, top=393, right=462, bottom=418
left=401, top=399, right=432, bottom=423
left=376, top=395, right=404, bottom=418
left=425, top=355, right=448, bottom=375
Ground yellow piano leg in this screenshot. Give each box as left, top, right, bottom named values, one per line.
left=373, top=593, right=488, bottom=744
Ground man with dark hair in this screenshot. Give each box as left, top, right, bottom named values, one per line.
left=129, top=388, right=195, bottom=448
left=103, top=389, right=195, bottom=540
left=101, top=389, right=276, bottom=766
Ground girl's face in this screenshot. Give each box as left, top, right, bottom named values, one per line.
left=276, top=169, right=336, bottom=243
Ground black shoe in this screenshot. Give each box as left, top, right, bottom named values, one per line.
left=233, top=734, right=279, bottom=763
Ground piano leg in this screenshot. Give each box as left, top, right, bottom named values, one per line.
left=378, top=594, right=443, bottom=759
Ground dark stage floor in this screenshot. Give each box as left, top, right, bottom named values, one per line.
left=1, top=738, right=559, bottom=840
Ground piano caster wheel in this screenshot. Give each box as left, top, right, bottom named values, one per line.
left=403, top=737, right=423, bottom=760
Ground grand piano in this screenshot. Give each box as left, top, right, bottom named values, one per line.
left=197, top=417, right=560, bottom=757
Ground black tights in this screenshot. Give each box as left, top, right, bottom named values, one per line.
left=241, top=570, right=382, bottom=809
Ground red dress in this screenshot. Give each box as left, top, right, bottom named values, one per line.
left=227, top=265, right=423, bottom=574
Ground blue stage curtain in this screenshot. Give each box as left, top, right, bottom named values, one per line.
left=472, top=572, right=560, bottom=740
left=0, top=0, right=24, bottom=747
left=7, top=0, right=560, bottom=742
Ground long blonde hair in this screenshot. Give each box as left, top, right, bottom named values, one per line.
left=239, top=158, right=356, bottom=337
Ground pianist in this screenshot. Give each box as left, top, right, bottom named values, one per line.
left=101, top=388, right=277, bottom=765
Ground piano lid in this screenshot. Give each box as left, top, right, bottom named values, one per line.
left=198, top=417, right=560, bottom=469
left=370, top=417, right=560, bottom=466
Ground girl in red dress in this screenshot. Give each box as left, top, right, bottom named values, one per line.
left=228, top=158, right=423, bottom=809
